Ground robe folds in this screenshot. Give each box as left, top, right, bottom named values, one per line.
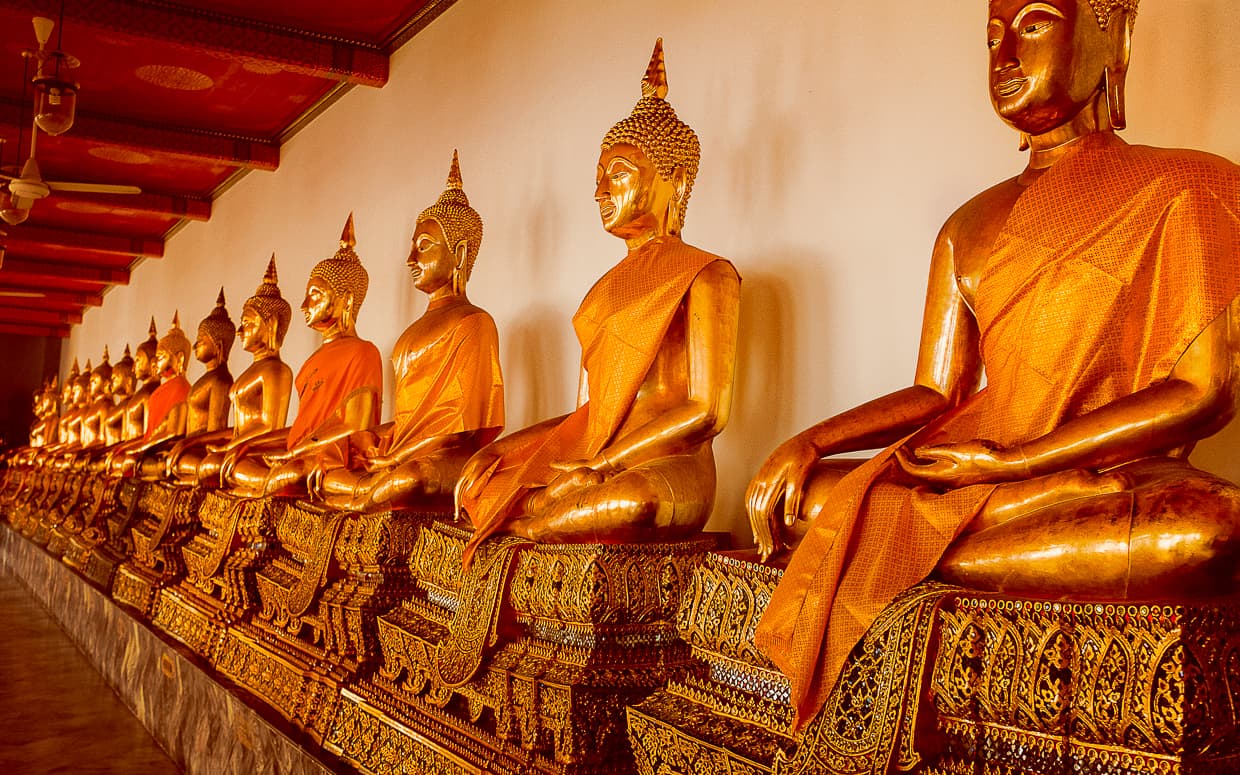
left=756, top=133, right=1240, bottom=727
left=143, top=375, right=190, bottom=439
left=374, top=300, right=504, bottom=456
left=288, top=336, right=383, bottom=451
left=460, top=236, right=730, bottom=564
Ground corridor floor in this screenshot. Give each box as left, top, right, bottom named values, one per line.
left=0, top=568, right=181, bottom=774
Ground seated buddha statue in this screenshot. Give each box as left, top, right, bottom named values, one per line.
left=108, top=315, right=193, bottom=476
left=223, top=215, right=383, bottom=497
left=170, top=256, right=294, bottom=485
left=49, top=360, right=90, bottom=463
left=314, top=152, right=504, bottom=512
left=77, top=350, right=115, bottom=454
left=28, top=377, right=59, bottom=449
left=103, top=346, right=136, bottom=448
left=456, top=40, right=740, bottom=565
left=139, top=292, right=236, bottom=478
left=748, top=0, right=1240, bottom=727
left=120, top=319, right=162, bottom=443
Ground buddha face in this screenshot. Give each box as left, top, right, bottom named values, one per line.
left=238, top=306, right=268, bottom=354
left=408, top=218, right=457, bottom=296
left=154, top=345, right=181, bottom=378
left=134, top=348, right=154, bottom=382
left=194, top=332, right=219, bottom=364
left=301, top=276, right=345, bottom=331
left=595, top=142, right=676, bottom=241
left=111, top=366, right=133, bottom=396
left=988, top=0, right=1114, bottom=135
left=89, top=372, right=104, bottom=398
left=70, top=378, right=85, bottom=406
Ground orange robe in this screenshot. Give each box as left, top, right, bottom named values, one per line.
left=144, top=375, right=190, bottom=439
left=288, top=336, right=383, bottom=451
left=460, top=236, right=727, bottom=563
left=757, top=133, right=1240, bottom=727
left=378, top=301, right=504, bottom=455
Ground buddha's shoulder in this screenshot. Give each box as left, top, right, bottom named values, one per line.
left=938, top=176, right=1024, bottom=249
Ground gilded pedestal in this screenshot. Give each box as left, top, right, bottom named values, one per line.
left=925, top=594, right=1240, bottom=775
left=327, top=518, right=714, bottom=774
left=112, top=482, right=203, bottom=615
left=215, top=501, right=424, bottom=741
left=74, top=479, right=150, bottom=590
left=151, top=490, right=278, bottom=661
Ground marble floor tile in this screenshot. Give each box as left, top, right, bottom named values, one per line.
left=0, top=568, right=182, bottom=774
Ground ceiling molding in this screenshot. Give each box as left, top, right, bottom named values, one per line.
left=4, top=225, right=163, bottom=260
left=7, top=0, right=389, bottom=86
left=0, top=321, right=71, bottom=338
left=0, top=257, right=130, bottom=286
left=0, top=305, right=82, bottom=326
left=0, top=286, right=104, bottom=308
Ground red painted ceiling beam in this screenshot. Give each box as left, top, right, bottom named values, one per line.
left=49, top=191, right=213, bottom=223
left=9, top=0, right=388, bottom=87
left=4, top=226, right=163, bottom=260
left=0, top=257, right=130, bottom=286
left=0, top=101, right=280, bottom=172
left=0, top=306, right=82, bottom=326
left=0, top=285, right=103, bottom=308
left=0, top=321, right=70, bottom=339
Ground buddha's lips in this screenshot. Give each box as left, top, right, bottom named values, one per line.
left=599, top=202, right=616, bottom=220
left=995, top=77, right=1027, bottom=97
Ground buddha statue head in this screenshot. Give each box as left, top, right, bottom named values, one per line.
left=597, top=39, right=700, bottom=242
left=89, top=347, right=113, bottom=400
left=111, top=345, right=136, bottom=399
left=62, top=359, right=78, bottom=408
left=988, top=0, right=1137, bottom=141
left=156, top=312, right=192, bottom=379
left=73, top=359, right=91, bottom=408
left=304, top=213, right=369, bottom=337
left=241, top=254, right=292, bottom=356
left=196, top=288, right=236, bottom=366
left=135, top=317, right=160, bottom=384
left=411, top=150, right=484, bottom=298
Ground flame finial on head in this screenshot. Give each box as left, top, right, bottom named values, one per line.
left=418, top=150, right=484, bottom=279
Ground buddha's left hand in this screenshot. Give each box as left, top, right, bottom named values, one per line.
left=895, top=439, right=1027, bottom=486
left=262, top=449, right=294, bottom=466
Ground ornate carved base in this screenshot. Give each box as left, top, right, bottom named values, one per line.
left=150, top=582, right=232, bottom=662
left=330, top=518, right=714, bottom=774
left=113, top=483, right=202, bottom=614
left=627, top=551, right=794, bottom=775
left=927, top=593, right=1240, bottom=775
left=218, top=504, right=430, bottom=740
left=76, top=480, right=153, bottom=591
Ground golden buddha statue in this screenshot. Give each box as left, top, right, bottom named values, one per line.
left=103, top=346, right=136, bottom=447
left=52, top=359, right=83, bottom=452
left=78, top=349, right=114, bottom=451
left=456, top=40, right=740, bottom=564
left=108, top=315, right=192, bottom=476
left=187, top=289, right=236, bottom=434
left=223, top=215, right=383, bottom=496
left=749, top=0, right=1240, bottom=727
left=28, top=376, right=59, bottom=448
left=119, top=319, right=161, bottom=443
left=171, top=256, right=294, bottom=484
left=314, top=152, right=504, bottom=511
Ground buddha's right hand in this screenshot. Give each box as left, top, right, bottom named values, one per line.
left=745, top=435, right=820, bottom=561
left=455, top=450, right=501, bottom=521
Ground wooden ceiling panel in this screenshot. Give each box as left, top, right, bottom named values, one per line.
left=0, top=0, right=455, bottom=337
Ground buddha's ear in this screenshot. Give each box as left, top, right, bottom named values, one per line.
left=453, top=240, right=470, bottom=272
left=1103, top=15, right=1133, bottom=131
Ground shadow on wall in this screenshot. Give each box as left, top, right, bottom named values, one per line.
left=711, top=259, right=825, bottom=544
left=503, top=305, right=573, bottom=428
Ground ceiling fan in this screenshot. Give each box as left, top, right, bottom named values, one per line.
left=0, top=16, right=141, bottom=226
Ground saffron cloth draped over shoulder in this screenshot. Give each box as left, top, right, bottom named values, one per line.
left=755, top=133, right=1240, bottom=726
left=288, top=336, right=383, bottom=450
left=144, top=375, right=190, bottom=440
left=460, top=236, right=730, bottom=561
left=385, top=299, right=504, bottom=455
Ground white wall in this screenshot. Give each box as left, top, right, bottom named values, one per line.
left=64, top=1, right=1240, bottom=543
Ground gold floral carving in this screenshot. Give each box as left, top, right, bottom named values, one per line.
left=928, top=594, right=1240, bottom=773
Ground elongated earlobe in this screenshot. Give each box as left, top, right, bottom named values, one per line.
left=1103, top=66, right=1127, bottom=131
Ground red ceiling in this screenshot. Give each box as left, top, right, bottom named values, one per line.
left=0, top=0, right=453, bottom=337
